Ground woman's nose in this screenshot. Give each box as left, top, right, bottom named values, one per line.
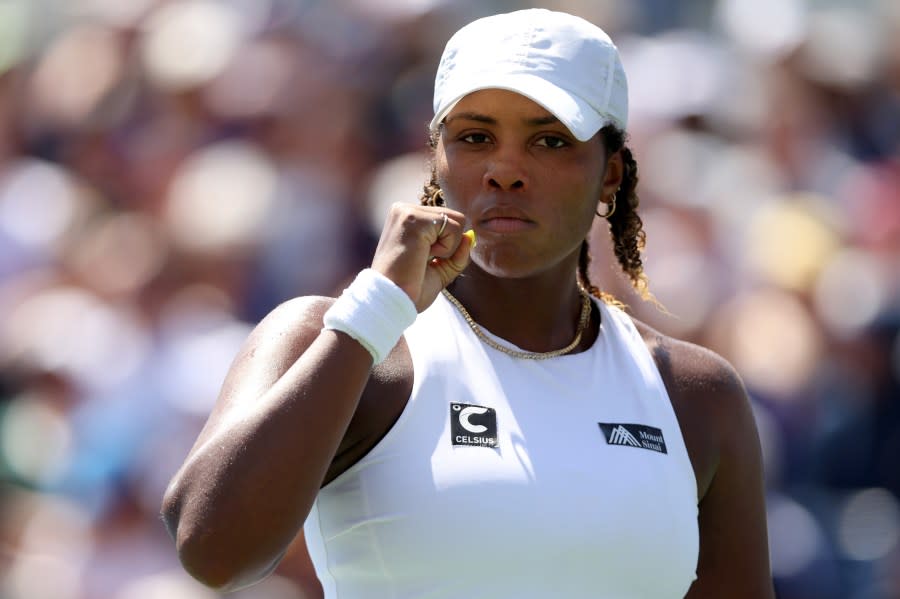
left=483, top=149, right=527, bottom=191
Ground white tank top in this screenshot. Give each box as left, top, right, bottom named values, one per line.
left=304, top=295, right=699, bottom=598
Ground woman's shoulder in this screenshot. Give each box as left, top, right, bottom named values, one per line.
left=219, top=296, right=335, bottom=394
left=239, top=295, right=415, bottom=485
left=239, top=293, right=415, bottom=420
left=631, top=318, right=746, bottom=403
left=631, top=317, right=759, bottom=500
left=243, top=295, right=336, bottom=356
left=259, top=296, right=414, bottom=485
left=260, top=294, right=415, bottom=386
left=266, top=294, right=335, bottom=327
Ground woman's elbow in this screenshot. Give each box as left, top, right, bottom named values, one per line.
left=161, top=493, right=279, bottom=592
left=171, top=518, right=278, bottom=591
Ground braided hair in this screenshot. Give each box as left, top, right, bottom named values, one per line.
left=422, top=125, right=653, bottom=308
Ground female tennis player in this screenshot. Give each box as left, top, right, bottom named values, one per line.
left=162, top=9, right=774, bottom=598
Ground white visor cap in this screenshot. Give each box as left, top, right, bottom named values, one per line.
left=431, top=9, right=628, bottom=142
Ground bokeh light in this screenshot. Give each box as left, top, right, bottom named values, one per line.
left=164, top=141, right=278, bottom=254
left=767, top=494, right=824, bottom=578
left=838, top=488, right=900, bottom=562
left=140, top=0, right=247, bottom=92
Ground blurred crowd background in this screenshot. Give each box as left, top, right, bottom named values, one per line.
left=0, top=0, right=898, bottom=597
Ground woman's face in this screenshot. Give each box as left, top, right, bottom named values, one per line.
left=435, top=89, right=621, bottom=279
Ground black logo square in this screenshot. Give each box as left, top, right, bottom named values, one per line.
left=450, top=402, right=498, bottom=447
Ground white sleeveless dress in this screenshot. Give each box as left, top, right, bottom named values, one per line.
left=303, top=294, right=699, bottom=598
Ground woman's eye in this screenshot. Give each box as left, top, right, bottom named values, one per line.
left=461, top=133, right=490, bottom=144
left=536, top=135, right=568, bottom=149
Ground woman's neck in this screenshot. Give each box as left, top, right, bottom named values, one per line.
left=445, top=265, right=596, bottom=354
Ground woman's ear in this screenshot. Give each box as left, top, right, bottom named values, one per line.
left=602, top=149, right=624, bottom=199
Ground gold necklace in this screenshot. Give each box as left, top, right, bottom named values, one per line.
left=441, top=287, right=593, bottom=360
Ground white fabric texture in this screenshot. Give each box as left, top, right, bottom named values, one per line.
left=304, top=294, right=699, bottom=598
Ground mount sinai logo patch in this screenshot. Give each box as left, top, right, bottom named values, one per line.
left=598, top=423, right=667, bottom=454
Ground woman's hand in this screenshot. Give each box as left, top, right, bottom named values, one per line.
left=371, top=202, right=474, bottom=312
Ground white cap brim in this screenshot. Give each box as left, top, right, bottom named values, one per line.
left=429, top=73, right=612, bottom=143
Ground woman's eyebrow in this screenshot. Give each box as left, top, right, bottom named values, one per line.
left=444, top=112, right=496, bottom=125
left=444, top=113, right=561, bottom=126
left=524, top=115, right=560, bottom=126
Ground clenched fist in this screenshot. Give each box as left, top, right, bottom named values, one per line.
left=371, top=202, right=475, bottom=312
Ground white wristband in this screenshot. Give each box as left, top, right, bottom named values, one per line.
left=322, top=269, right=418, bottom=364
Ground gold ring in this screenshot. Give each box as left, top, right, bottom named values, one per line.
left=436, top=213, right=448, bottom=237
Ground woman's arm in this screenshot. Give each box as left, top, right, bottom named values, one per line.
left=665, top=341, right=775, bottom=599
left=160, top=203, right=472, bottom=592
left=160, top=296, right=379, bottom=592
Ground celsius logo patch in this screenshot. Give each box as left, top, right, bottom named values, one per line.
left=598, top=423, right=667, bottom=454
left=451, top=403, right=498, bottom=447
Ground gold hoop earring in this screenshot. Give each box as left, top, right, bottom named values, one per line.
left=434, top=189, right=445, bottom=206
left=596, top=195, right=616, bottom=219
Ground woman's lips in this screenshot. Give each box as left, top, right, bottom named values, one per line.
left=480, top=217, right=535, bottom=234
